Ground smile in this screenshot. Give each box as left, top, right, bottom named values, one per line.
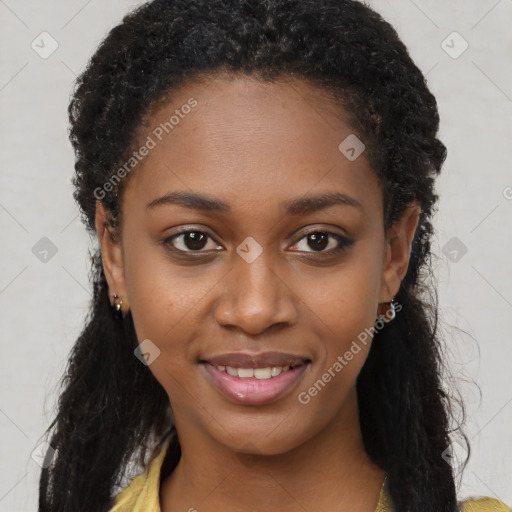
left=212, top=364, right=295, bottom=379
left=201, top=362, right=310, bottom=405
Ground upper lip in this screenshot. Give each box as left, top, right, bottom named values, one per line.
left=200, top=351, right=311, bottom=369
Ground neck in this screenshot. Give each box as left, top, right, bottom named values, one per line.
left=160, top=387, right=385, bottom=512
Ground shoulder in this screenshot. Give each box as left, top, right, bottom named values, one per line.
left=459, top=496, right=511, bottom=512
left=108, top=437, right=172, bottom=512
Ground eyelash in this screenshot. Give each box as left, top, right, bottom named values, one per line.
left=162, top=228, right=354, bottom=258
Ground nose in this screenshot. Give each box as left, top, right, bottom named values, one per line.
left=213, top=248, right=299, bottom=335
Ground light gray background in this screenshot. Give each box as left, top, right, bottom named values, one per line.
left=1, top=1, right=511, bottom=510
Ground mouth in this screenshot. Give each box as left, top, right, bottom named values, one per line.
left=199, top=350, right=311, bottom=370
left=199, top=356, right=311, bottom=406
left=201, top=361, right=306, bottom=379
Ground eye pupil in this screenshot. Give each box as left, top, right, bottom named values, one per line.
left=185, top=231, right=207, bottom=250
left=308, top=233, right=328, bottom=251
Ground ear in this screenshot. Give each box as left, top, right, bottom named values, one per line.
left=95, top=200, right=130, bottom=313
left=378, top=201, right=421, bottom=303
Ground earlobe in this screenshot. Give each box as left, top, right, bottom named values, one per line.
left=378, top=202, right=421, bottom=302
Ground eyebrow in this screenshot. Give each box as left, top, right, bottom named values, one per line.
left=146, top=190, right=364, bottom=215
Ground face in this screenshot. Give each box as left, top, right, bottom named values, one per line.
left=97, top=74, right=420, bottom=456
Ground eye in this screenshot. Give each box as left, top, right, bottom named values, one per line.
left=290, top=230, right=354, bottom=255
left=163, top=230, right=221, bottom=254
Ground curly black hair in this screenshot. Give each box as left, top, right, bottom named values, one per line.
left=38, top=1, right=470, bottom=511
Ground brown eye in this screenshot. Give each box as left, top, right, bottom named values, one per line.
left=164, top=230, right=220, bottom=253
left=292, top=231, right=353, bottom=255
left=306, top=232, right=329, bottom=251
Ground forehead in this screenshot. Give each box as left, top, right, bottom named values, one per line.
left=122, top=74, right=382, bottom=223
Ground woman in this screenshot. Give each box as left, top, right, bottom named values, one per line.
left=38, top=1, right=511, bottom=511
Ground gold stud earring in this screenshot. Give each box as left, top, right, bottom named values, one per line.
left=112, top=293, right=126, bottom=319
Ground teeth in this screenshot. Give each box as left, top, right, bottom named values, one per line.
left=219, top=365, right=292, bottom=379
left=254, top=368, right=272, bottom=379
left=226, top=366, right=238, bottom=377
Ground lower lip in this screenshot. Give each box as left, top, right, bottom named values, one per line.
left=201, top=363, right=309, bottom=405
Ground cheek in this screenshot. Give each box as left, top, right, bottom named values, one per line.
left=306, top=245, right=382, bottom=334
left=121, top=238, right=189, bottom=363
left=123, top=248, right=199, bottom=403
left=301, top=243, right=382, bottom=381
left=121, top=237, right=221, bottom=401
left=122, top=231, right=195, bottom=325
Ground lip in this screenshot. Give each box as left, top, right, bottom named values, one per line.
left=201, top=361, right=309, bottom=405
left=199, top=351, right=311, bottom=369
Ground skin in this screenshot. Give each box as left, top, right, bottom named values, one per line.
left=96, top=74, right=420, bottom=512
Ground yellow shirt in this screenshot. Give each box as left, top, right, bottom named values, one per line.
left=109, top=437, right=511, bottom=512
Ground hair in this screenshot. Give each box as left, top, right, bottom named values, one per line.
left=38, top=1, right=470, bottom=511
